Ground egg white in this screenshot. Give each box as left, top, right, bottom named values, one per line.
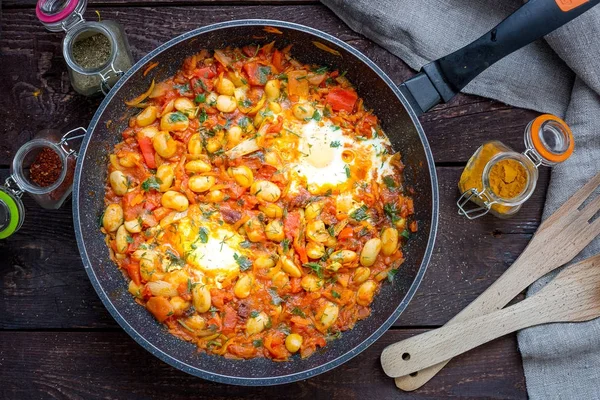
left=175, top=216, right=246, bottom=286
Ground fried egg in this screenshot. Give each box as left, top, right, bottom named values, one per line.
left=275, top=118, right=395, bottom=196
left=171, top=210, right=246, bottom=286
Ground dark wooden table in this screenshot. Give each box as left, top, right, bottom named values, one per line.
left=0, top=1, right=545, bottom=398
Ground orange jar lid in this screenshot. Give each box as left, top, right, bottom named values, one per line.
left=527, top=114, right=574, bottom=164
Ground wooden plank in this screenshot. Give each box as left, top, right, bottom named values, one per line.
left=0, top=5, right=540, bottom=167
left=0, top=166, right=547, bottom=329
left=0, top=330, right=526, bottom=399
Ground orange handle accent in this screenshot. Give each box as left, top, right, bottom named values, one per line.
left=555, top=0, right=589, bottom=12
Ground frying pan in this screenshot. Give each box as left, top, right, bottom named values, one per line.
left=73, top=0, right=598, bottom=385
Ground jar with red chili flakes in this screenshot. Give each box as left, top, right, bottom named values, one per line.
left=0, top=128, right=84, bottom=239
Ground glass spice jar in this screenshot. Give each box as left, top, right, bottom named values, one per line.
left=0, top=128, right=84, bottom=239
left=36, top=0, right=134, bottom=96
left=457, top=114, right=574, bottom=219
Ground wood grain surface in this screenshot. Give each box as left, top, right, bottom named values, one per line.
left=0, top=5, right=540, bottom=166
left=0, top=330, right=526, bottom=399
left=0, top=1, right=538, bottom=398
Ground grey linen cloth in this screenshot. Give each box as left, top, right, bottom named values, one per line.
left=321, top=0, right=600, bottom=398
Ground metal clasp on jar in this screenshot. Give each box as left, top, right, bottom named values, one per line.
left=3, top=175, right=24, bottom=198
left=99, top=62, right=124, bottom=95
left=457, top=188, right=496, bottom=220
left=58, top=126, right=87, bottom=157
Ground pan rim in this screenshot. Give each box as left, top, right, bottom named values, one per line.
left=73, top=18, right=439, bottom=386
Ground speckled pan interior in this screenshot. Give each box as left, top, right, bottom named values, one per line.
left=73, top=20, right=439, bottom=386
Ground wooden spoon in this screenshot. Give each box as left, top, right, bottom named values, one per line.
left=391, top=172, right=600, bottom=390
left=381, top=254, right=600, bottom=377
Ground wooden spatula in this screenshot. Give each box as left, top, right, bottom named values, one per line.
left=381, top=253, right=600, bottom=377
left=389, top=172, right=600, bottom=390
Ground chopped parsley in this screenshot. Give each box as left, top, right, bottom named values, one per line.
left=350, top=205, right=369, bottom=221
left=291, top=307, right=306, bottom=318
left=240, top=240, right=252, bottom=249
left=238, top=116, right=251, bottom=129
left=257, top=66, right=271, bottom=85
left=303, top=262, right=323, bottom=278
left=97, top=210, right=105, bottom=228
left=281, top=238, right=290, bottom=253
left=344, top=164, right=351, bottom=178
left=198, top=227, right=209, bottom=244
left=234, top=253, right=253, bottom=271
left=252, top=339, right=263, bottom=348
left=268, top=287, right=283, bottom=306
left=195, top=78, right=207, bottom=91
left=327, top=226, right=335, bottom=237
left=387, top=268, right=399, bottom=283
left=311, top=65, right=328, bottom=74
left=194, top=93, right=206, bottom=103
left=331, top=290, right=341, bottom=299
left=330, top=140, right=341, bottom=148
left=321, top=247, right=334, bottom=262
left=278, top=324, right=291, bottom=335
left=250, top=310, right=260, bottom=318
left=284, top=127, right=301, bottom=137
left=141, top=176, right=161, bottom=192
left=202, top=209, right=216, bottom=219
left=173, top=83, right=190, bottom=95
left=383, top=176, right=397, bottom=189
left=125, top=235, right=134, bottom=244
left=239, top=99, right=252, bottom=108
left=384, top=203, right=401, bottom=223
left=198, top=108, right=208, bottom=123
left=401, top=229, right=410, bottom=239
left=165, top=249, right=185, bottom=269
left=312, top=110, right=322, bottom=121
left=168, top=111, right=188, bottom=123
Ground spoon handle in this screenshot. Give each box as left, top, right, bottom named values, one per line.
left=389, top=244, right=548, bottom=387
left=381, top=293, right=551, bottom=377
left=381, top=254, right=600, bottom=378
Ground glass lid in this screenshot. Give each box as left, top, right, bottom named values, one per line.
left=36, top=0, right=88, bottom=31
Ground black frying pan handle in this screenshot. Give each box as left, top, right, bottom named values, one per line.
left=400, top=0, right=599, bottom=116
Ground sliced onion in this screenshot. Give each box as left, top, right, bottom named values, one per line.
left=312, top=41, right=341, bottom=57
left=214, top=49, right=233, bottom=67
left=150, top=81, right=172, bottom=99
left=225, top=138, right=259, bottom=159
left=159, top=210, right=188, bottom=228
left=125, top=79, right=155, bottom=106
left=247, top=93, right=266, bottom=116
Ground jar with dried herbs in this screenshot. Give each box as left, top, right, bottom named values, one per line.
left=458, top=114, right=574, bottom=219
left=36, top=0, right=133, bottom=96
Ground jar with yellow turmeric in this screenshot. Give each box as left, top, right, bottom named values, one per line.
left=458, top=114, right=574, bottom=219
